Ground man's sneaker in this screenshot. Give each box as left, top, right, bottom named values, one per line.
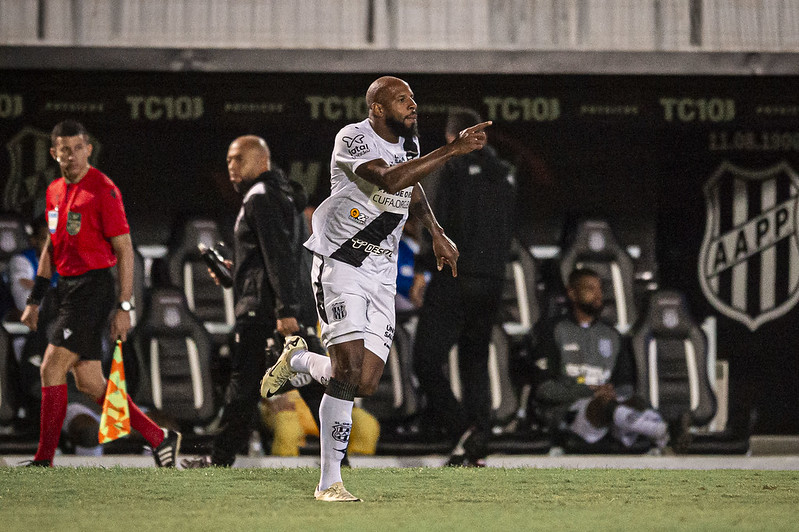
left=153, top=429, right=182, bottom=468
left=260, top=336, right=306, bottom=398
left=446, top=453, right=486, bottom=468
left=20, top=459, right=51, bottom=467
left=314, top=482, right=362, bottom=502
left=180, top=455, right=214, bottom=469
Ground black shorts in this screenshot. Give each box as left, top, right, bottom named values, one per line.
left=48, top=268, right=115, bottom=361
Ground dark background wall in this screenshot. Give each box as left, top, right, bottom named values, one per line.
left=2, top=69, right=798, bottom=433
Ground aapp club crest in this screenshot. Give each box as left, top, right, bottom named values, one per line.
left=698, top=161, right=799, bottom=331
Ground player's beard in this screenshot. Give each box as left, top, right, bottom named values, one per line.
left=386, top=115, right=418, bottom=140
left=577, top=300, right=604, bottom=318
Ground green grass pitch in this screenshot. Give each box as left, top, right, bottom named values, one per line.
left=1, top=466, right=798, bottom=531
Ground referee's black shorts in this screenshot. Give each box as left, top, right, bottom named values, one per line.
left=48, top=267, right=116, bottom=361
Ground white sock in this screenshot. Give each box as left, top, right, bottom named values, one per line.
left=318, top=393, right=353, bottom=491
left=613, top=405, right=668, bottom=441
left=290, top=350, right=332, bottom=386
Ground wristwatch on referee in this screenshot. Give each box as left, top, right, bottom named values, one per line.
left=118, top=300, right=134, bottom=312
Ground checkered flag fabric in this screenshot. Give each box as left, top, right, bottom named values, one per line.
left=98, top=341, right=131, bottom=443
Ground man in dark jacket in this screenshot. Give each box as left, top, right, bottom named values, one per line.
left=533, top=267, right=668, bottom=451
left=410, top=108, right=517, bottom=466
left=182, top=135, right=326, bottom=467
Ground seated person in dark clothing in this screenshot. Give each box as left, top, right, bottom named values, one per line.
left=533, top=267, right=668, bottom=451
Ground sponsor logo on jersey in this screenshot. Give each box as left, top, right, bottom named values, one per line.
left=370, top=187, right=412, bottom=213
left=343, top=134, right=369, bottom=156
left=384, top=324, right=395, bottom=342
left=349, top=237, right=393, bottom=257
left=349, top=208, right=367, bottom=225
left=348, top=144, right=369, bottom=157
left=342, top=134, right=364, bottom=148
left=698, top=161, right=799, bottom=331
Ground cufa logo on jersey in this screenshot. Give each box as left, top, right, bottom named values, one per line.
left=698, top=161, right=799, bottom=331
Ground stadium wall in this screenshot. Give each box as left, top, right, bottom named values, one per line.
left=1, top=49, right=798, bottom=434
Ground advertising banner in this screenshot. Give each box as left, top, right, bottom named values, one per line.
left=2, top=71, right=797, bottom=432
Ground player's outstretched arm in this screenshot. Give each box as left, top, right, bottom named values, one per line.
left=356, top=121, right=492, bottom=194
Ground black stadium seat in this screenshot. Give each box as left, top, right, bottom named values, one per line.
left=166, top=218, right=234, bottom=341
left=631, top=290, right=717, bottom=428
left=559, top=218, right=637, bottom=333
left=133, top=286, right=217, bottom=426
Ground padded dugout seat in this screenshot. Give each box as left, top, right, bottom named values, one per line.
left=629, top=290, right=752, bottom=453
left=558, top=218, right=637, bottom=333
left=501, top=240, right=541, bottom=341
left=133, top=286, right=216, bottom=426
left=166, top=218, right=234, bottom=340
left=631, top=290, right=716, bottom=429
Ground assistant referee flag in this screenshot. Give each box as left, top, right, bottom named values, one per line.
left=98, top=340, right=131, bottom=443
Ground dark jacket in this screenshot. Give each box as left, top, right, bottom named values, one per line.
left=416, top=145, right=516, bottom=279
left=232, top=169, right=316, bottom=325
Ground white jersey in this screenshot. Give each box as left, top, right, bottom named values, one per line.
left=305, top=118, right=419, bottom=274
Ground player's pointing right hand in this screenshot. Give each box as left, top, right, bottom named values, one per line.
left=451, top=120, right=492, bottom=155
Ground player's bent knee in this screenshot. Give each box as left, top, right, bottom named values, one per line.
left=332, top=366, right=362, bottom=387
left=356, top=376, right=381, bottom=397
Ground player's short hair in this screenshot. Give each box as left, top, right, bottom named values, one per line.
left=568, top=267, right=600, bottom=288
left=51, top=120, right=89, bottom=146
left=445, top=108, right=482, bottom=136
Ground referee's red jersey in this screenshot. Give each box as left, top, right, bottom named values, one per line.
left=46, top=166, right=130, bottom=277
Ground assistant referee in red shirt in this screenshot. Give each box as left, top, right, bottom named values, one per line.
left=20, top=120, right=181, bottom=467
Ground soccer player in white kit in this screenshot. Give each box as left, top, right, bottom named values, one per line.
left=261, top=76, right=490, bottom=501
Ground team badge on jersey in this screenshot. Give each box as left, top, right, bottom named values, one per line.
left=698, top=161, right=799, bottom=331
left=66, top=211, right=81, bottom=235
left=332, top=301, right=347, bottom=321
